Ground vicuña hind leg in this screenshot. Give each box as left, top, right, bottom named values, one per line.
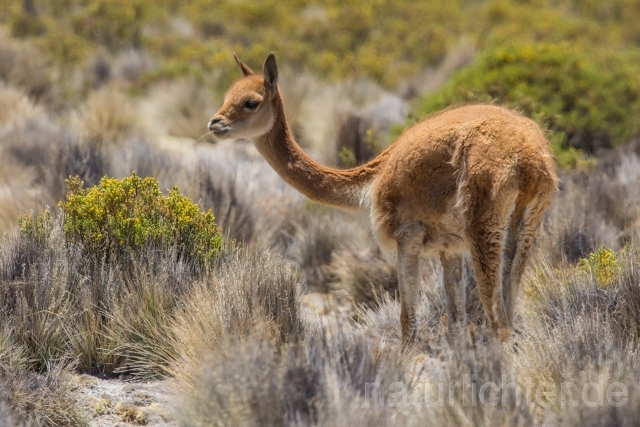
left=467, top=198, right=515, bottom=338
left=500, top=209, right=520, bottom=328
left=440, top=252, right=466, bottom=336
left=503, top=196, right=552, bottom=326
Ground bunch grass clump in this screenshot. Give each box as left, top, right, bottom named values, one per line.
left=0, top=325, right=84, bottom=427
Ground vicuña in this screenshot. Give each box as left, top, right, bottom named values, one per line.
left=208, top=53, right=558, bottom=346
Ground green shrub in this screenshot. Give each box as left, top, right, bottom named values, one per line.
left=18, top=173, right=224, bottom=264
left=414, top=43, right=640, bottom=167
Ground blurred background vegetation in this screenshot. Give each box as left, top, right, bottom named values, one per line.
left=0, top=0, right=639, bottom=165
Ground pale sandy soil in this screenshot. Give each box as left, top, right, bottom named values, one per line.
left=71, top=375, right=178, bottom=427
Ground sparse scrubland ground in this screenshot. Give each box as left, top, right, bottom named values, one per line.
left=2, top=1, right=640, bottom=426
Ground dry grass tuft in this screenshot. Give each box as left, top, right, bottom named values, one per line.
left=70, top=86, right=142, bottom=143
left=0, top=330, right=83, bottom=427
left=115, top=401, right=148, bottom=424
left=113, top=49, right=155, bottom=85
left=175, top=324, right=405, bottom=427
left=0, top=116, right=107, bottom=205
left=509, top=253, right=640, bottom=424
left=325, top=246, right=397, bottom=307
left=0, top=84, right=45, bottom=127
left=539, top=152, right=640, bottom=264
left=171, top=247, right=301, bottom=380
left=0, top=32, right=55, bottom=106
left=0, top=160, right=40, bottom=236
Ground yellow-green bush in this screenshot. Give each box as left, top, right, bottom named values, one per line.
left=414, top=43, right=640, bottom=168
left=17, top=208, right=51, bottom=242
left=578, top=245, right=620, bottom=287
left=21, top=174, right=224, bottom=264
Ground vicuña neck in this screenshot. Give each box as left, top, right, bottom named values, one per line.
left=255, top=90, right=386, bottom=210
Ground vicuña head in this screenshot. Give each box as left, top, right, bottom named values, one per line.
left=208, top=53, right=278, bottom=140
left=208, top=52, right=558, bottom=347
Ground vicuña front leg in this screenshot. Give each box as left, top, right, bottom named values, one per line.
left=440, top=252, right=466, bottom=336
left=397, top=233, right=423, bottom=347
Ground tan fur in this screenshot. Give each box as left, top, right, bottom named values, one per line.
left=209, top=53, right=558, bottom=346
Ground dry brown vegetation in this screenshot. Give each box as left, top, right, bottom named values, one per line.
left=2, top=6, right=640, bottom=427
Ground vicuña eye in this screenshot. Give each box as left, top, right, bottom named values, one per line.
left=244, top=100, right=259, bottom=110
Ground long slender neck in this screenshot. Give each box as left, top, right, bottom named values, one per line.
left=255, top=90, right=387, bottom=210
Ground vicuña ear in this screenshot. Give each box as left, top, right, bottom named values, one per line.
left=263, top=52, right=278, bottom=90
left=234, top=52, right=254, bottom=76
